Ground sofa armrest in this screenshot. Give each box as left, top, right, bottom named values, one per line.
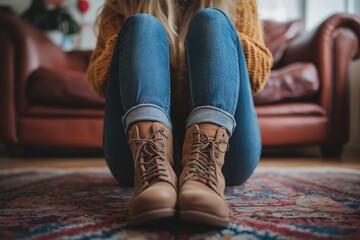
left=0, top=31, right=18, bottom=145
left=0, top=14, right=91, bottom=145
left=282, top=13, right=360, bottom=106
left=66, top=50, right=93, bottom=71
left=282, top=13, right=360, bottom=143
left=0, top=14, right=85, bottom=114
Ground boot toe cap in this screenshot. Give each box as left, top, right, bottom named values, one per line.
left=179, top=181, right=229, bottom=218
left=130, top=182, right=177, bottom=216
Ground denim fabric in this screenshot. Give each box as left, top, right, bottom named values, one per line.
left=118, top=14, right=172, bottom=132
left=185, top=9, right=239, bottom=134
left=103, top=9, right=261, bottom=186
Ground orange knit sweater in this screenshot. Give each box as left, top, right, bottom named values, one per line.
left=87, top=0, right=273, bottom=98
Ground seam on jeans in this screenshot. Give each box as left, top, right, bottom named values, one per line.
left=166, top=43, right=171, bottom=114
left=115, top=32, right=127, bottom=130
left=154, top=27, right=171, bottom=114
left=237, top=38, right=247, bottom=119
left=217, top=6, right=241, bottom=116
left=119, top=33, right=126, bottom=118
left=185, top=40, right=195, bottom=109
left=255, top=112, right=262, bottom=160
left=232, top=38, right=240, bottom=115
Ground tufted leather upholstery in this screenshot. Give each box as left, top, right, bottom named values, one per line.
left=253, top=62, right=320, bottom=105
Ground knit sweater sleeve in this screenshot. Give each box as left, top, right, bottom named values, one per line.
left=235, top=0, right=273, bottom=94
left=87, top=8, right=123, bottom=98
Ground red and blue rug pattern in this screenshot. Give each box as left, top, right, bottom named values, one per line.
left=0, top=167, right=359, bottom=239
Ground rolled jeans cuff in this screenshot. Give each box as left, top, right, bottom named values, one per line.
left=186, top=106, right=236, bottom=135
left=122, top=104, right=172, bottom=133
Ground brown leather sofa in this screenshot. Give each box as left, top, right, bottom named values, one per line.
left=1, top=13, right=359, bottom=157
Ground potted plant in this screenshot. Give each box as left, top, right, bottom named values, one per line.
left=22, top=0, right=88, bottom=50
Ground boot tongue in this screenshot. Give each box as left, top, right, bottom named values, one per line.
left=193, top=123, right=229, bottom=157
left=192, top=124, right=218, bottom=165
left=129, top=121, right=165, bottom=140
left=151, top=122, right=165, bottom=136
left=196, top=123, right=219, bottom=141
left=135, top=121, right=155, bottom=139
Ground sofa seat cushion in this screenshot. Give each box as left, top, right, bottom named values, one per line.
left=254, top=62, right=320, bottom=105
left=27, top=67, right=105, bottom=108
left=256, top=102, right=326, bottom=116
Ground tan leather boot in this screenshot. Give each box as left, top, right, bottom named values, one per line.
left=127, top=121, right=177, bottom=225
left=178, top=123, right=230, bottom=227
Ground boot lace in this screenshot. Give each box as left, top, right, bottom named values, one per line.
left=129, top=129, right=169, bottom=188
left=185, top=128, right=229, bottom=188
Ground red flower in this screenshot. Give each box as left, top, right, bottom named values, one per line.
left=48, top=0, right=64, bottom=5
left=77, top=0, right=90, bottom=14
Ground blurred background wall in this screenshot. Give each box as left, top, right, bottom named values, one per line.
left=1, top=0, right=359, bottom=156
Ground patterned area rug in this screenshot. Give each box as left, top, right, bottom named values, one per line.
left=0, top=167, right=359, bottom=239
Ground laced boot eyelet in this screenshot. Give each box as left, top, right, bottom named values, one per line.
left=160, top=129, right=165, bottom=135
left=160, top=137, right=165, bottom=142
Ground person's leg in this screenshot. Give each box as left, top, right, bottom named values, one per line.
left=104, top=13, right=177, bottom=225
left=185, top=8, right=261, bottom=186
left=178, top=8, right=261, bottom=227
left=222, top=32, right=262, bottom=186
left=119, top=14, right=172, bottom=132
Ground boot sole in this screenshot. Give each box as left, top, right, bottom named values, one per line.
left=128, top=208, right=176, bottom=226
left=180, top=210, right=229, bottom=228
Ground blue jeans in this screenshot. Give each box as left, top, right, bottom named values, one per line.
left=103, top=8, right=261, bottom=186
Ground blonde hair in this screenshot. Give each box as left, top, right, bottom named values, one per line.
left=96, top=0, right=178, bottom=65
left=96, top=0, right=237, bottom=78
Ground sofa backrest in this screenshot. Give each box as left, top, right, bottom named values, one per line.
left=262, top=19, right=304, bottom=67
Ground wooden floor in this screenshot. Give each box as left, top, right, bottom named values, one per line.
left=0, top=148, right=359, bottom=170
